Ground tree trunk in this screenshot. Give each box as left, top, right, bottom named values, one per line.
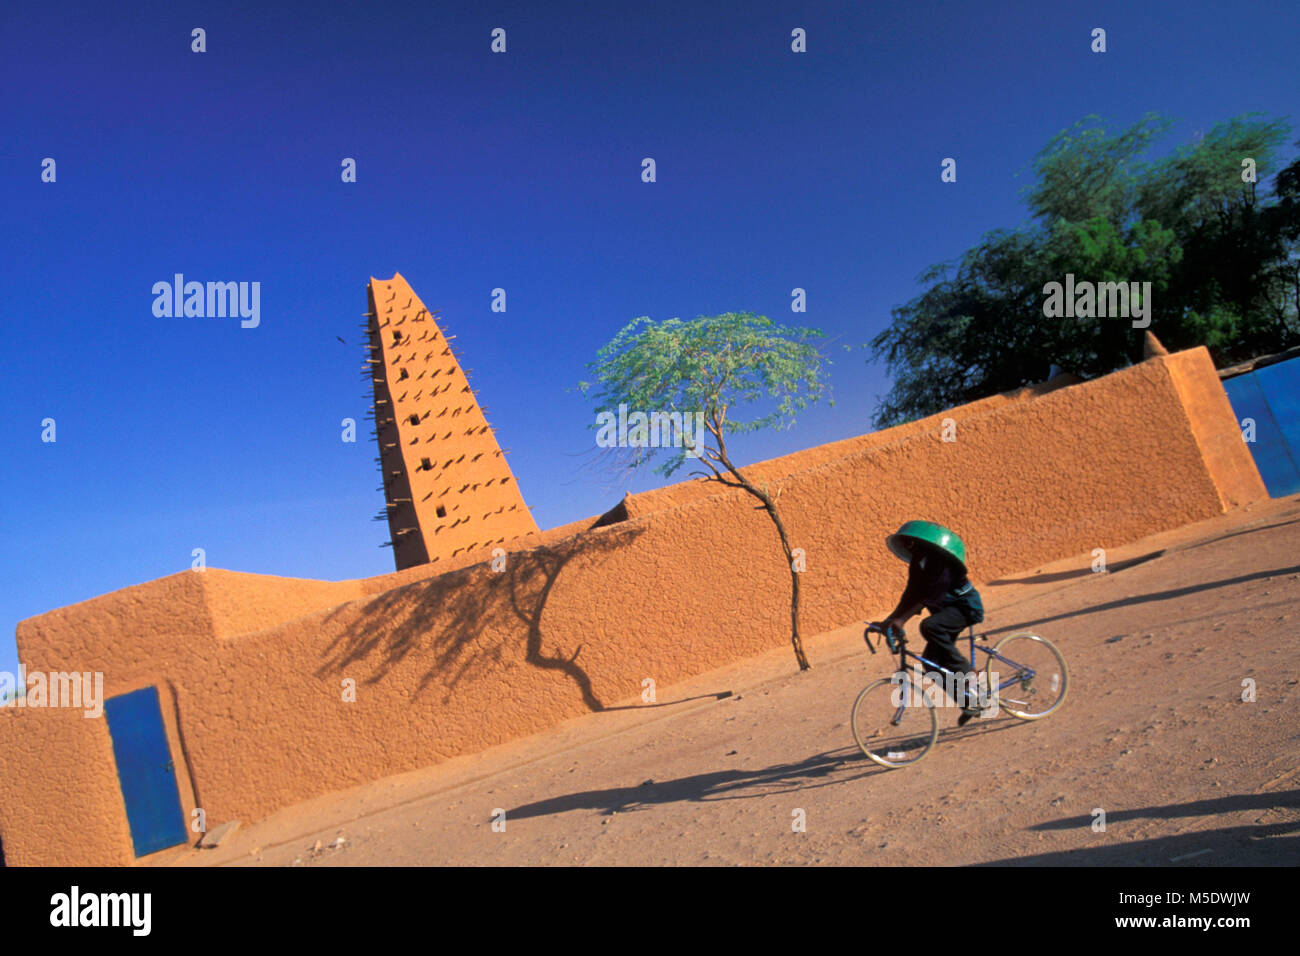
left=749, top=486, right=810, bottom=671
left=710, top=432, right=810, bottom=671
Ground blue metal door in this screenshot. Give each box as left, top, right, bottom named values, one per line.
left=104, top=686, right=188, bottom=857
left=1223, top=361, right=1300, bottom=497
left=1256, top=359, right=1300, bottom=489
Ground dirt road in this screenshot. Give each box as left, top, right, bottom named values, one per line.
left=176, top=495, right=1300, bottom=866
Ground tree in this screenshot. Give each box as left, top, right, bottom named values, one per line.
left=1135, top=116, right=1296, bottom=357
left=872, top=113, right=1299, bottom=427
left=579, top=312, right=828, bottom=670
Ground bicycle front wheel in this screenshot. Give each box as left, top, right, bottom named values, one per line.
left=986, top=633, right=1068, bottom=720
left=851, top=674, right=938, bottom=767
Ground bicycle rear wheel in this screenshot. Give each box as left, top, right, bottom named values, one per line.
left=986, top=633, right=1068, bottom=720
left=851, top=673, right=938, bottom=767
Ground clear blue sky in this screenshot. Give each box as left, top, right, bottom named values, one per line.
left=2, top=0, right=1296, bottom=674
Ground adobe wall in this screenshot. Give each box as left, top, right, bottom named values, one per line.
left=1162, top=348, right=1268, bottom=509
left=0, top=707, right=129, bottom=866
left=1, top=569, right=367, bottom=865
left=0, top=349, right=1264, bottom=864
left=615, top=371, right=1084, bottom=519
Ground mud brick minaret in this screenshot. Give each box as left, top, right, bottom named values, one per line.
left=364, top=273, right=539, bottom=570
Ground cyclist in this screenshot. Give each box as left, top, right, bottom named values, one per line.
left=868, top=520, right=986, bottom=726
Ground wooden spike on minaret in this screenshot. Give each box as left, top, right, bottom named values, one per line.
left=365, top=272, right=538, bottom=572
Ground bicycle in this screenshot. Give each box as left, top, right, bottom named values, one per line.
left=852, top=622, right=1068, bottom=768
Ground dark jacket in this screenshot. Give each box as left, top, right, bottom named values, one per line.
left=887, top=542, right=984, bottom=624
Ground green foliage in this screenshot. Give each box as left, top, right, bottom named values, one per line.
left=873, top=113, right=1300, bottom=427
left=579, top=311, right=828, bottom=478
left=1027, top=112, right=1173, bottom=225
left=1137, top=114, right=1290, bottom=229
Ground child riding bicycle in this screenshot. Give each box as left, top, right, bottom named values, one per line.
left=867, top=520, right=986, bottom=726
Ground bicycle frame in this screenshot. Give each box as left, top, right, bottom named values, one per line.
left=867, top=626, right=1037, bottom=703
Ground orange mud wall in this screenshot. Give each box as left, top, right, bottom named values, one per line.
left=0, top=349, right=1265, bottom=864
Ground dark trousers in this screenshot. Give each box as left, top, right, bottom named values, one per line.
left=919, top=605, right=975, bottom=707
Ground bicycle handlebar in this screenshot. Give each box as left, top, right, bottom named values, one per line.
left=864, top=622, right=904, bottom=655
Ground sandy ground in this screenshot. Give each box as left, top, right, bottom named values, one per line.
left=169, top=495, right=1300, bottom=867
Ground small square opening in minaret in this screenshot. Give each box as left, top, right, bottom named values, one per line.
left=366, top=274, right=540, bottom=572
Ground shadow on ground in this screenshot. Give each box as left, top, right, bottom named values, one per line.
left=986, top=565, right=1300, bottom=636
left=987, top=511, right=1300, bottom=590
left=989, top=550, right=1166, bottom=586
left=504, top=718, right=1023, bottom=820
left=1031, top=790, right=1300, bottom=830
left=977, top=790, right=1300, bottom=865
left=505, top=747, right=876, bottom=820
left=600, top=691, right=734, bottom=712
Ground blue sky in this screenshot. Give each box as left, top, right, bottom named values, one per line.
left=2, top=0, right=1297, bottom=674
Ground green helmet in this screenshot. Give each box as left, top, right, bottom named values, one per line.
left=886, top=520, right=967, bottom=571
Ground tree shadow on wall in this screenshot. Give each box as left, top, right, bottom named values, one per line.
left=314, top=524, right=645, bottom=711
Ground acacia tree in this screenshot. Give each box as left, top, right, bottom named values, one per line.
left=579, top=311, right=828, bottom=670
left=872, top=112, right=1299, bottom=427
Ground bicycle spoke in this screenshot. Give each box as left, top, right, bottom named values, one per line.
left=985, top=634, right=1068, bottom=720
left=851, top=677, right=938, bottom=767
